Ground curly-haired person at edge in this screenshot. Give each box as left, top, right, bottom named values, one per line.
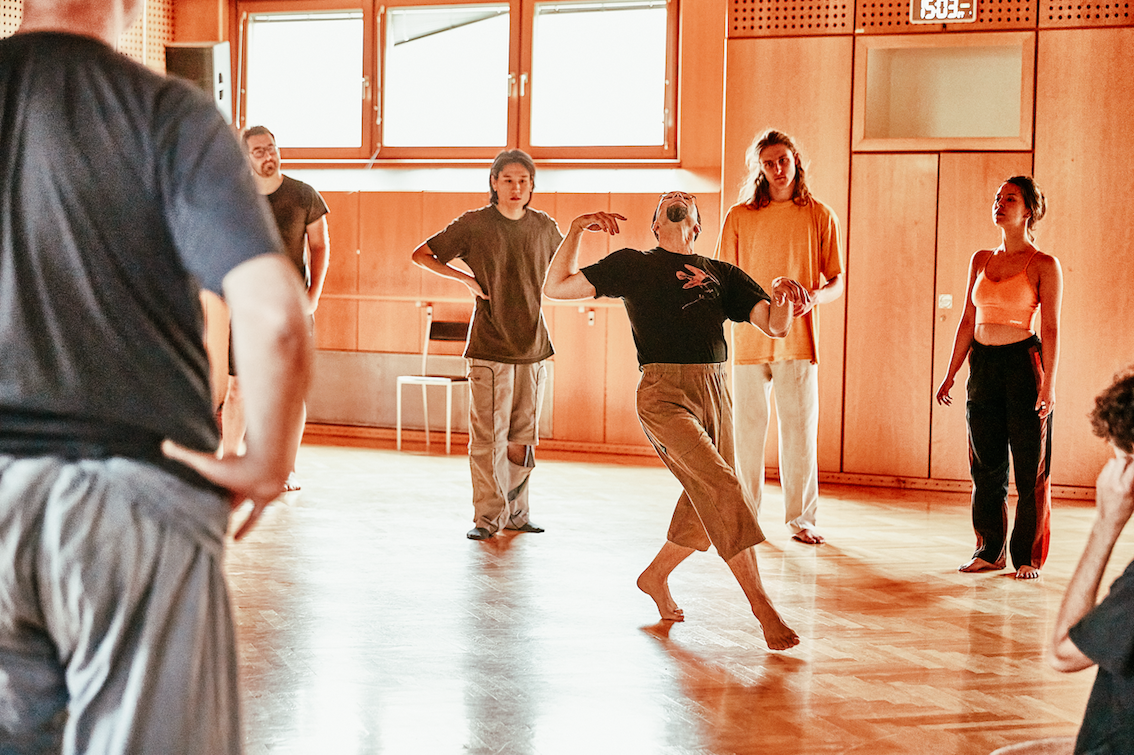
left=1049, top=367, right=1134, bottom=754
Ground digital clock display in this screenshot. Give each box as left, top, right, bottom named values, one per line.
left=910, top=0, right=976, bottom=23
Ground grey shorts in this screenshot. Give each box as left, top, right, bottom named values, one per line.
left=0, top=454, right=241, bottom=755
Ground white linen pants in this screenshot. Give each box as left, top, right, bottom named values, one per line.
left=732, top=360, right=820, bottom=534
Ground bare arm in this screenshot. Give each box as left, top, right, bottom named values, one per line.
left=544, top=212, right=625, bottom=300
left=163, top=254, right=313, bottom=539
left=1050, top=452, right=1134, bottom=672
left=305, top=215, right=330, bottom=314
left=935, top=252, right=985, bottom=406
left=1035, top=254, right=1063, bottom=418
left=748, top=277, right=807, bottom=338
left=794, top=273, right=844, bottom=319
left=411, top=242, right=486, bottom=299
left=812, top=273, right=844, bottom=306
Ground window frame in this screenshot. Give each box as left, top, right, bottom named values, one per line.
left=235, top=0, right=679, bottom=163
left=236, top=0, right=378, bottom=161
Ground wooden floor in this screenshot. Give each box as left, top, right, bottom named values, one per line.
left=226, top=443, right=1132, bottom=755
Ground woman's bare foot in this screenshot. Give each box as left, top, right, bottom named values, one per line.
left=958, top=556, right=1006, bottom=573
left=1015, top=565, right=1041, bottom=579
left=637, top=571, right=684, bottom=622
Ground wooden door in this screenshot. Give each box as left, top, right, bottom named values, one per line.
left=844, top=153, right=939, bottom=477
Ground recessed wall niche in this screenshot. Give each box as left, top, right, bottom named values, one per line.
left=852, top=31, right=1035, bottom=151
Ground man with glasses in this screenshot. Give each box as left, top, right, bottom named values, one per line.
left=543, top=192, right=807, bottom=650
left=221, top=126, right=330, bottom=491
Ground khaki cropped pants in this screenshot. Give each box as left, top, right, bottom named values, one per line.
left=636, top=363, right=765, bottom=561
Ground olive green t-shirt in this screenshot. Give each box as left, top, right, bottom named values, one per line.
left=428, top=205, right=562, bottom=364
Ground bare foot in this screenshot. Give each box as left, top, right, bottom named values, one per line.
left=637, top=571, right=684, bottom=622
left=753, top=607, right=800, bottom=651
left=958, top=557, right=1005, bottom=573
left=283, top=472, right=301, bottom=492
left=1015, top=565, right=1041, bottom=580
left=792, top=528, right=825, bottom=545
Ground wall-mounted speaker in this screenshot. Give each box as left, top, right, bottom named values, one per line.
left=165, top=41, right=232, bottom=124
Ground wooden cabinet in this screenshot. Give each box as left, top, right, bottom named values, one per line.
left=1034, top=28, right=1134, bottom=486
left=844, top=153, right=939, bottom=478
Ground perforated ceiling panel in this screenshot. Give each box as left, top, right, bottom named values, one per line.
left=1039, top=0, right=1131, bottom=26
left=730, top=0, right=853, bottom=37
left=855, top=0, right=1038, bottom=30
left=116, top=0, right=174, bottom=71
left=1, top=0, right=22, bottom=39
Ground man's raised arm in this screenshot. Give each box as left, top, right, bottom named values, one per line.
left=544, top=212, right=625, bottom=300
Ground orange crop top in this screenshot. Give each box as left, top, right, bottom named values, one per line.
left=971, top=251, right=1040, bottom=332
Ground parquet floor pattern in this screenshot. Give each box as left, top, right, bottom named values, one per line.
left=227, top=444, right=1133, bottom=755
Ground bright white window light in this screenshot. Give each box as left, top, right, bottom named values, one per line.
left=530, top=1, right=668, bottom=147
left=383, top=5, right=510, bottom=148
left=245, top=12, right=364, bottom=148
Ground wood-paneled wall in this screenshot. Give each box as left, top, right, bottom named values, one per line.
left=721, top=35, right=852, bottom=474
left=315, top=190, right=723, bottom=450
left=1033, top=27, right=1134, bottom=485
left=723, top=25, right=1134, bottom=492
left=172, top=4, right=1134, bottom=490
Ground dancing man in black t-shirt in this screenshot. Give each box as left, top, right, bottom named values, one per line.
left=544, top=191, right=808, bottom=650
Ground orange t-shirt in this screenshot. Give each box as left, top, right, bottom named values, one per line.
left=716, top=199, right=843, bottom=364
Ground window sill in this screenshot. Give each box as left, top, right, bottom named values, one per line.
left=285, top=163, right=721, bottom=194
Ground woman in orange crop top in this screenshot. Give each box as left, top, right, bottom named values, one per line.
left=935, top=176, right=1064, bottom=580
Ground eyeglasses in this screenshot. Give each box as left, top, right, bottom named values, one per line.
left=660, top=191, right=696, bottom=202
left=249, top=145, right=278, bottom=159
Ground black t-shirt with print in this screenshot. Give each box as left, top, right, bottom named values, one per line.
left=582, top=247, right=769, bottom=366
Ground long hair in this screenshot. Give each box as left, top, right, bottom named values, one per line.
left=1004, top=175, right=1046, bottom=239
left=738, top=129, right=812, bottom=210
left=489, top=149, right=536, bottom=208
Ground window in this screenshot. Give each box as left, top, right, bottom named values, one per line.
left=236, top=0, right=678, bottom=161
left=245, top=11, right=366, bottom=148
left=382, top=5, right=511, bottom=148
left=528, top=1, right=670, bottom=148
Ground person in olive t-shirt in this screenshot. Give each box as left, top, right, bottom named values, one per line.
left=412, top=150, right=562, bottom=541
left=221, top=126, right=330, bottom=492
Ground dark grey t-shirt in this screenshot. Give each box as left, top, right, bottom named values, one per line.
left=427, top=205, right=561, bottom=364
left=1069, top=558, right=1134, bottom=754
left=268, top=175, right=328, bottom=289
left=583, top=247, right=769, bottom=366
left=0, top=32, right=282, bottom=472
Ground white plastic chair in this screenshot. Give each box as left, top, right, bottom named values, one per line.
left=395, top=305, right=470, bottom=454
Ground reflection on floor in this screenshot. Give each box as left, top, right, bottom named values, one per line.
left=226, top=444, right=1129, bottom=755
